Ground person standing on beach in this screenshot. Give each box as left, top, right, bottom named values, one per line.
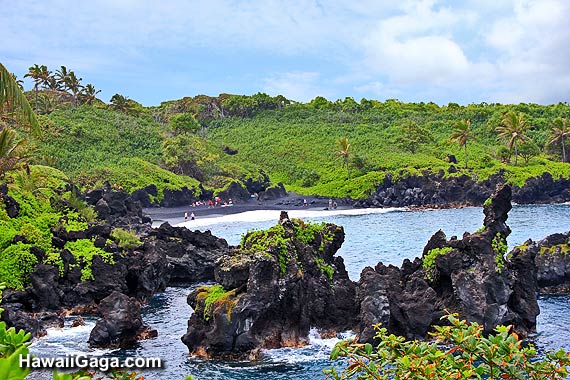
left=191, top=212, right=195, bottom=220
left=184, top=212, right=188, bottom=221
left=303, top=199, right=308, bottom=207
left=328, top=199, right=333, bottom=209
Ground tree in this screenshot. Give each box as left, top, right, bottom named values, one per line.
left=496, top=111, right=530, bottom=166
left=326, top=314, right=570, bottom=380
left=450, top=119, right=471, bottom=168
left=0, top=63, right=40, bottom=136
left=10, top=73, right=23, bottom=91
left=518, top=140, right=541, bottom=164
left=79, top=84, right=101, bottom=105
left=396, top=120, right=432, bottom=154
left=335, top=137, right=351, bottom=180
left=24, top=64, right=50, bottom=112
left=0, top=127, right=27, bottom=178
left=549, top=117, right=570, bottom=162
left=64, top=71, right=83, bottom=106
left=170, top=112, right=200, bottom=134
left=109, top=94, right=133, bottom=113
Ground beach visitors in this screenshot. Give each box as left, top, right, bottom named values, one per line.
left=184, top=212, right=188, bottom=221
left=303, top=199, right=308, bottom=207
left=333, top=201, right=337, bottom=209
left=328, top=199, right=333, bottom=209
left=191, top=212, right=195, bottom=220
left=229, top=198, right=233, bottom=206
left=208, top=199, right=213, bottom=208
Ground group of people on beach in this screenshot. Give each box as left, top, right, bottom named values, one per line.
left=184, top=196, right=235, bottom=221
left=190, top=196, right=234, bottom=208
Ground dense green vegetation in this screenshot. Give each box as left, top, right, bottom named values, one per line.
left=326, top=314, right=570, bottom=379
left=4, top=62, right=570, bottom=201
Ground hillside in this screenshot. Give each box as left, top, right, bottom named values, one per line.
left=26, top=96, right=570, bottom=200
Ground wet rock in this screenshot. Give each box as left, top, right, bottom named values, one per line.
left=523, top=232, right=570, bottom=293
left=182, top=213, right=358, bottom=359
left=88, top=291, right=149, bottom=348
left=356, top=185, right=538, bottom=341
left=71, top=316, right=86, bottom=327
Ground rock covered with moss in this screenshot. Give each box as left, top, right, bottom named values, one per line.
left=181, top=211, right=358, bottom=359
left=357, top=185, right=539, bottom=342
left=512, top=232, right=570, bottom=292
left=1, top=183, right=229, bottom=337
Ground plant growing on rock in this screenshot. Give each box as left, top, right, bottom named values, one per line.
left=422, top=247, right=453, bottom=281
left=492, top=233, right=508, bottom=273
left=110, top=228, right=142, bottom=250
left=326, top=314, right=570, bottom=380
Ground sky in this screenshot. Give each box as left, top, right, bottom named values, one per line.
left=2, top=0, right=570, bottom=106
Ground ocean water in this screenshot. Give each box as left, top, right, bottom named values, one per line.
left=29, top=204, right=570, bottom=379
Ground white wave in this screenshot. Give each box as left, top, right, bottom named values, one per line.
left=176, top=207, right=403, bottom=228
left=263, top=328, right=355, bottom=363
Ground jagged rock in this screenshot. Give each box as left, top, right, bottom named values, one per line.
left=216, top=181, right=250, bottom=203
left=148, top=222, right=229, bottom=284
left=356, top=185, right=538, bottom=341
left=182, top=213, right=358, bottom=359
left=71, top=316, right=86, bottom=327
left=356, top=171, right=570, bottom=208
left=88, top=291, right=150, bottom=348
left=30, top=265, right=63, bottom=310
left=257, top=183, right=287, bottom=201
left=518, top=232, right=570, bottom=293
left=222, top=146, right=238, bottom=155
left=161, top=186, right=196, bottom=207
left=244, top=171, right=271, bottom=194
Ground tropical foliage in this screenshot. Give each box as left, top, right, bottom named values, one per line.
left=326, top=314, right=570, bottom=380
left=496, top=111, right=530, bottom=166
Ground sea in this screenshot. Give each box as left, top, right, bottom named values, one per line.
left=29, top=204, right=570, bottom=379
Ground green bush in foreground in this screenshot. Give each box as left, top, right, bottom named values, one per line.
left=326, top=314, right=570, bottom=380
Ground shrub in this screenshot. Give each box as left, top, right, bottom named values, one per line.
left=0, top=243, right=37, bottom=290
left=110, top=228, right=142, bottom=250
left=326, top=314, right=570, bottom=380
left=64, top=239, right=114, bottom=281
left=422, top=247, right=453, bottom=280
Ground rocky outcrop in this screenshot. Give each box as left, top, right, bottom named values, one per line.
left=88, top=291, right=156, bottom=348
left=1, top=189, right=229, bottom=337
left=257, top=183, right=287, bottom=201
left=216, top=181, right=251, bottom=203
left=356, top=170, right=570, bottom=208
left=181, top=212, right=358, bottom=359
left=512, top=232, right=570, bottom=293
left=0, top=183, right=20, bottom=218
left=148, top=222, right=228, bottom=284
left=356, top=185, right=539, bottom=341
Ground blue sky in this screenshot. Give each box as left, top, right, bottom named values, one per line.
left=2, top=0, right=569, bottom=106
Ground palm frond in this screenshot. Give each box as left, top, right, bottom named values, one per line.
left=0, top=63, right=40, bottom=136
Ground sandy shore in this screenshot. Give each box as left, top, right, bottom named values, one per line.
left=144, top=193, right=352, bottom=226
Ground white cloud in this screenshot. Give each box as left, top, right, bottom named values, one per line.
left=2, top=0, right=570, bottom=104
left=262, top=72, right=328, bottom=102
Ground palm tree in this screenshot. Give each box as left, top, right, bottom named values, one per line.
left=110, top=94, right=132, bottom=113
left=65, top=71, right=83, bottom=106
left=10, top=73, right=24, bottom=90
left=24, top=64, right=43, bottom=112
left=55, top=65, right=69, bottom=89
left=80, top=84, right=101, bottom=105
left=550, top=118, right=570, bottom=162
left=496, top=111, right=530, bottom=166
left=450, top=119, right=471, bottom=168
left=1, top=63, right=40, bottom=136
left=335, top=137, right=351, bottom=180
left=0, top=127, right=28, bottom=178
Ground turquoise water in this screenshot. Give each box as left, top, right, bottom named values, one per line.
left=29, top=204, right=570, bottom=379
